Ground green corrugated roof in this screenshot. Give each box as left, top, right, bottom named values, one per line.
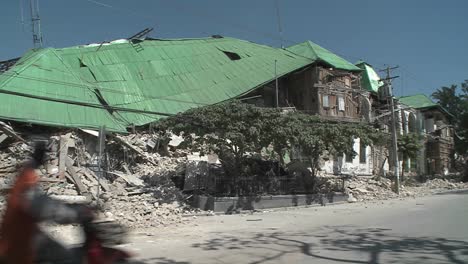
left=0, top=37, right=313, bottom=132
left=398, top=94, right=438, bottom=109
left=356, top=61, right=382, bottom=93
left=286, top=41, right=361, bottom=71
left=399, top=94, right=453, bottom=118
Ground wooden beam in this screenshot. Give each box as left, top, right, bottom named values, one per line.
left=83, top=168, right=110, bottom=192
left=0, top=121, right=26, bottom=142
left=65, top=157, right=87, bottom=195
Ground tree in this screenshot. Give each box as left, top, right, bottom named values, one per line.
left=397, top=133, right=422, bottom=181
left=156, top=101, right=386, bottom=195
left=156, top=101, right=279, bottom=195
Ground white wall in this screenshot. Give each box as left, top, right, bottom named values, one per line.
left=322, top=138, right=373, bottom=176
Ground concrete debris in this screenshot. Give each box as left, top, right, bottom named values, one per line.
left=0, top=130, right=191, bottom=229
left=0, top=125, right=467, bottom=230
left=347, top=194, right=358, bottom=203
left=341, top=176, right=468, bottom=202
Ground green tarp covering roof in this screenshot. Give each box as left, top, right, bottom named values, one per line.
left=286, top=41, right=361, bottom=71
left=398, top=94, right=438, bottom=109
left=356, top=61, right=383, bottom=93
left=0, top=37, right=313, bottom=132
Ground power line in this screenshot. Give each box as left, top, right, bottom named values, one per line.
left=84, top=0, right=158, bottom=24
left=0, top=71, right=209, bottom=106
left=0, top=87, right=173, bottom=117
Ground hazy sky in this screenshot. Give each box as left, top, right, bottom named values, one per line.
left=1, top=0, right=467, bottom=96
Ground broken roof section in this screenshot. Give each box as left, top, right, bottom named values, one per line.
left=0, top=37, right=313, bottom=132
left=355, top=61, right=383, bottom=93
left=286, top=41, right=361, bottom=71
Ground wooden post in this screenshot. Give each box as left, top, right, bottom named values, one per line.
left=58, top=135, right=70, bottom=179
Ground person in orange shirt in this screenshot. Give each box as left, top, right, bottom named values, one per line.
left=0, top=142, right=92, bottom=264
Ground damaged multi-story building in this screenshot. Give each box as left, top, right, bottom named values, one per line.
left=352, top=60, right=455, bottom=177
left=239, top=41, right=377, bottom=176
left=0, top=35, right=379, bottom=176
left=398, top=94, right=455, bottom=175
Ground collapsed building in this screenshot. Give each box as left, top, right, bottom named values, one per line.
left=0, top=35, right=379, bottom=176
left=0, top=34, right=457, bottom=216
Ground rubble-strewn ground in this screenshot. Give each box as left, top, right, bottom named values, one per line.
left=1, top=128, right=467, bottom=231
left=345, top=176, right=468, bottom=202
left=0, top=130, right=195, bottom=229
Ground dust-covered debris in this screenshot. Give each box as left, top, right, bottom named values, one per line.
left=1, top=124, right=467, bottom=230
left=342, top=176, right=468, bottom=202
left=0, top=129, right=191, bottom=229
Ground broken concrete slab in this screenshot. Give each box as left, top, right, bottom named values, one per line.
left=113, top=135, right=157, bottom=165
left=50, top=195, right=89, bottom=204
left=0, top=133, right=9, bottom=145
left=168, top=135, right=183, bottom=147
left=108, top=171, right=144, bottom=187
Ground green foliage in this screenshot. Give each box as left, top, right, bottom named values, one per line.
left=432, top=80, right=468, bottom=155
left=398, top=133, right=422, bottom=159
left=156, top=101, right=387, bottom=193
left=397, top=133, right=423, bottom=180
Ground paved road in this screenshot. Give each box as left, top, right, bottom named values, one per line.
left=124, top=191, right=468, bottom=264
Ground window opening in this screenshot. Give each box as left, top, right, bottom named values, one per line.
left=338, top=96, right=345, bottom=111
left=360, top=143, right=367, bottom=164
left=322, top=95, right=329, bottom=108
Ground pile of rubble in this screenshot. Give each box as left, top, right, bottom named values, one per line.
left=0, top=125, right=192, bottom=229
left=345, top=176, right=468, bottom=202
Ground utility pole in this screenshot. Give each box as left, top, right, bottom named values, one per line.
left=29, top=0, right=43, bottom=48
left=275, top=60, right=279, bottom=108
left=97, top=126, right=106, bottom=206
left=380, top=66, right=400, bottom=194
left=275, top=0, right=284, bottom=49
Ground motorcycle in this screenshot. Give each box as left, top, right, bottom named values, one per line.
left=81, top=220, right=133, bottom=264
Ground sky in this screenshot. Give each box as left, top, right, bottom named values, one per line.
left=1, top=0, right=467, bottom=97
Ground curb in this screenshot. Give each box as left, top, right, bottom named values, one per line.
left=183, top=188, right=468, bottom=217
left=433, top=188, right=468, bottom=195
left=182, top=199, right=349, bottom=217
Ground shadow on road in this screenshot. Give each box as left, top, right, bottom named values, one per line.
left=190, top=225, right=468, bottom=264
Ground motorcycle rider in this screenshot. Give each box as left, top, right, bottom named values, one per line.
left=0, top=142, right=93, bottom=264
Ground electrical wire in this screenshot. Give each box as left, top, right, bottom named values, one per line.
left=0, top=71, right=209, bottom=106
left=83, top=0, right=158, bottom=28
left=0, top=87, right=173, bottom=116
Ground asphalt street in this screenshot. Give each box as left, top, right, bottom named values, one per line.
left=125, top=191, right=468, bottom=264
